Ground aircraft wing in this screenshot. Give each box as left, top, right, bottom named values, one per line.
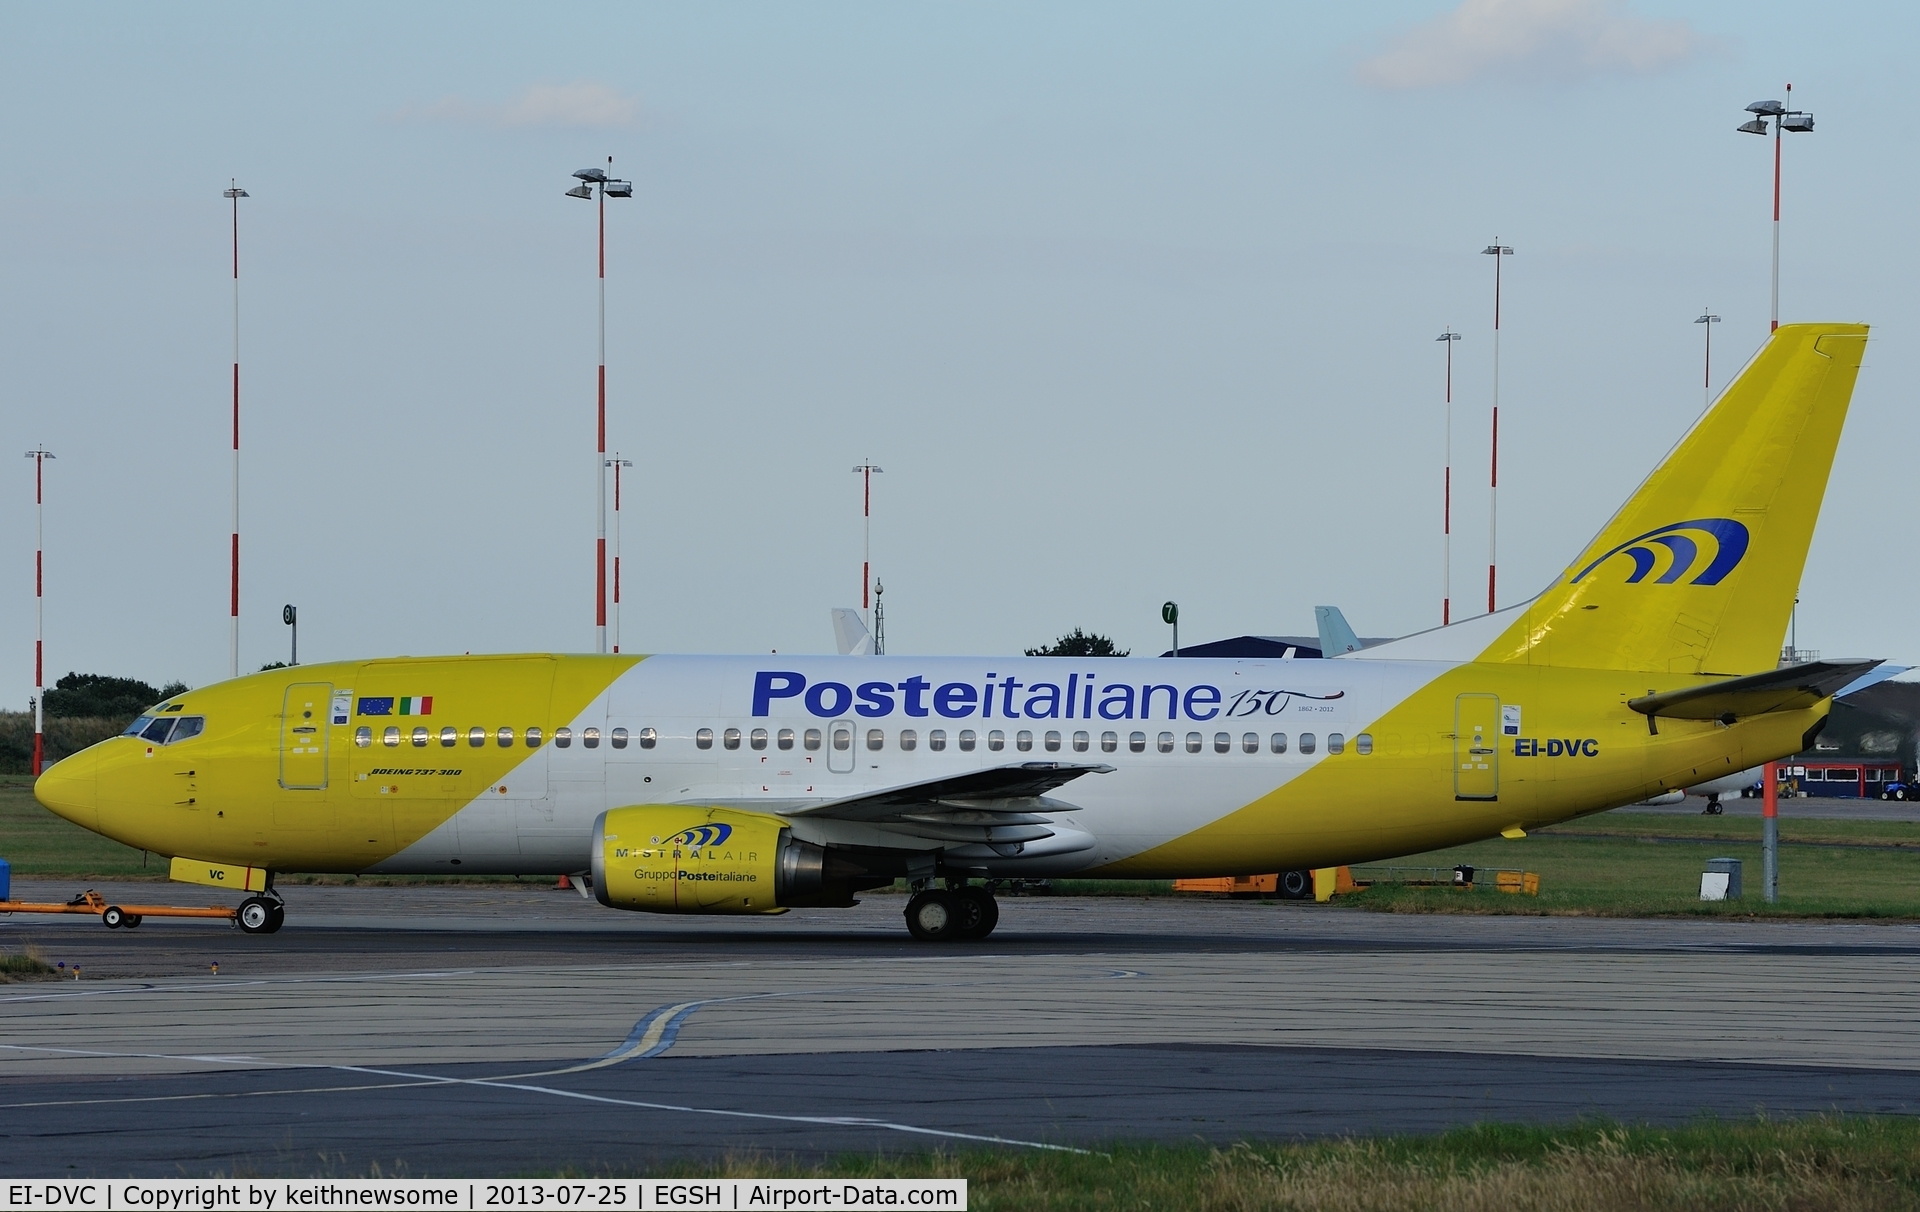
left=1628, top=658, right=1884, bottom=723
left=763, top=761, right=1113, bottom=851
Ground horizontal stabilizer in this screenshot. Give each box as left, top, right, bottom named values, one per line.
left=1628, top=659, right=1883, bottom=723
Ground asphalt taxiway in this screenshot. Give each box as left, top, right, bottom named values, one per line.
left=4, top=880, right=1918, bottom=1176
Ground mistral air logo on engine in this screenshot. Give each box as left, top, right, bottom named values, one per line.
left=658, top=824, right=732, bottom=853
left=752, top=671, right=1344, bottom=721
left=1569, top=518, right=1750, bottom=586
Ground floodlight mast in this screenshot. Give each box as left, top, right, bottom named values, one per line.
left=852, top=463, right=883, bottom=633
left=1738, top=86, right=1814, bottom=332
left=1694, top=311, right=1721, bottom=413
left=1480, top=243, right=1513, bottom=615
left=1436, top=330, right=1461, bottom=626
left=25, top=447, right=54, bottom=774
left=566, top=159, right=633, bottom=653
left=223, top=181, right=248, bottom=678
left=607, top=455, right=632, bottom=652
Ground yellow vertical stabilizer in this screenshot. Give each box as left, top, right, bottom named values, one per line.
left=1482, top=323, right=1867, bottom=675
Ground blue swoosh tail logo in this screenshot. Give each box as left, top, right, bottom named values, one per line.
left=1570, top=518, right=1750, bottom=586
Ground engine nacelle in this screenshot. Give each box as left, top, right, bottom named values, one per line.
left=591, top=805, right=827, bottom=914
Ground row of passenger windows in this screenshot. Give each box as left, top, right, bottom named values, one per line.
left=348, top=722, right=1373, bottom=757
left=693, top=726, right=1372, bottom=756
left=353, top=724, right=646, bottom=750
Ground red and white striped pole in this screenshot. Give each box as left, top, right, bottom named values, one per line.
left=608, top=455, right=631, bottom=653
left=1481, top=242, right=1513, bottom=615
left=1437, top=330, right=1460, bottom=626
left=224, top=182, right=248, bottom=679
left=567, top=159, right=631, bottom=654
left=852, top=463, right=883, bottom=632
left=25, top=447, right=53, bottom=775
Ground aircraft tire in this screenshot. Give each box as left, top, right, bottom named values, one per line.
left=1278, top=870, right=1313, bottom=900
left=904, top=891, right=959, bottom=941
left=237, top=897, right=276, bottom=935
left=101, top=906, right=126, bottom=929
left=955, top=887, right=999, bottom=940
left=265, top=903, right=285, bottom=933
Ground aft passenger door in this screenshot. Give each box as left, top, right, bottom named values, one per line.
left=1454, top=693, right=1500, bottom=801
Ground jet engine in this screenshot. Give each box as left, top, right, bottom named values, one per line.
left=591, top=805, right=841, bottom=914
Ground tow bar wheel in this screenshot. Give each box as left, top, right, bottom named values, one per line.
left=101, top=905, right=127, bottom=929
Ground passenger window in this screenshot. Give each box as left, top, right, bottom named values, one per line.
left=1158, top=732, right=1174, bottom=753
left=443, top=726, right=460, bottom=747
left=1271, top=732, right=1288, bottom=754
left=832, top=727, right=851, bottom=751
left=1071, top=731, right=1089, bottom=752
left=1355, top=733, right=1374, bottom=755
left=959, top=730, right=977, bottom=752
left=1242, top=732, right=1258, bottom=754
left=638, top=727, right=656, bottom=749
left=469, top=726, right=487, bottom=748
left=412, top=726, right=429, bottom=748
left=1186, top=732, right=1202, bottom=754
left=1101, top=731, right=1117, bottom=753
left=583, top=727, right=601, bottom=749
left=384, top=726, right=401, bottom=748
left=1016, top=730, right=1034, bottom=752
left=170, top=717, right=205, bottom=743
left=929, top=730, right=946, bottom=752
left=987, top=730, right=1005, bottom=752
left=804, top=728, right=822, bottom=751
left=526, top=727, right=542, bottom=748
left=612, top=727, right=629, bottom=749
left=1043, top=730, right=1061, bottom=752
left=142, top=717, right=176, bottom=744
left=723, top=728, right=741, bottom=750
left=1214, top=732, right=1230, bottom=754
left=866, top=728, right=884, bottom=751
left=750, top=728, right=768, bottom=751
left=1129, top=731, right=1146, bottom=753
left=354, top=726, right=372, bottom=748
left=899, top=729, right=917, bottom=751
left=496, top=726, right=514, bottom=747
left=1328, top=733, right=1345, bottom=755
left=778, top=728, right=794, bottom=750
left=696, top=728, right=713, bottom=750
left=1300, top=733, right=1317, bottom=754
left=553, top=727, right=572, bottom=748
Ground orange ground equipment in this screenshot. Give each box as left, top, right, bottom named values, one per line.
left=0, top=888, right=238, bottom=929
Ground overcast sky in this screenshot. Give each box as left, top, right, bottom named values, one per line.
left=2, top=1, right=1915, bottom=698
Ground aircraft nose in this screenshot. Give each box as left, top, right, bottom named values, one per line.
left=35, top=749, right=100, bottom=832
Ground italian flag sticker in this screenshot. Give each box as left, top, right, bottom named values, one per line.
left=399, top=696, right=433, bottom=716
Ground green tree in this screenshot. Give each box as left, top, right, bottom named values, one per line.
left=1025, top=628, right=1129, bottom=657
left=42, top=672, right=187, bottom=718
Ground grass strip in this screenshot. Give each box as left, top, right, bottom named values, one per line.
left=548, top=1115, right=1920, bottom=1210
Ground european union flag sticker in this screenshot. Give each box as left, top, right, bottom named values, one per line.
left=358, top=697, right=395, bottom=716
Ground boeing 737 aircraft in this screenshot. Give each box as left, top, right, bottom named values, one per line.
left=34, top=324, right=1877, bottom=940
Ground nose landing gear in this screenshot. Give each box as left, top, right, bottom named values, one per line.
left=904, top=882, right=999, bottom=941
left=236, top=895, right=285, bottom=935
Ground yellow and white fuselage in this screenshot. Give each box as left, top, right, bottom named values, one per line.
left=30, top=324, right=1875, bottom=936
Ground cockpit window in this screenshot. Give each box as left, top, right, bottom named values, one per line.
left=169, top=716, right=205, bottom=743
left=123, top=716, right=153, bottom=737
left=141, top=717, right=177, bottom=744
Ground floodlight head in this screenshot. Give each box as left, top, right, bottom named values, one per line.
left=1781, top=112, right=1814, bottom=132
left=565, top=184, right=594, bottom=199
left=223, top=187, right=248, bottom=199
left=572, top=168, right=609, bottom=183
left=1437, top=331, right=1461, bottom=341
left=604, top=179, right=633, bottom=198
left=1736, top=118, right=1771, bottom=135
left=1747, top=100, right=1785, bottom=116
left=1481, top=245, right=1512, bottom=256
left=1695, top=313, right=1720, bottom=324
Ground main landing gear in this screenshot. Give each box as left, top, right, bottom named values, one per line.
left=904, top=882, right=1000, bottom=942
left=236, top=894, right=286, bottom=935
